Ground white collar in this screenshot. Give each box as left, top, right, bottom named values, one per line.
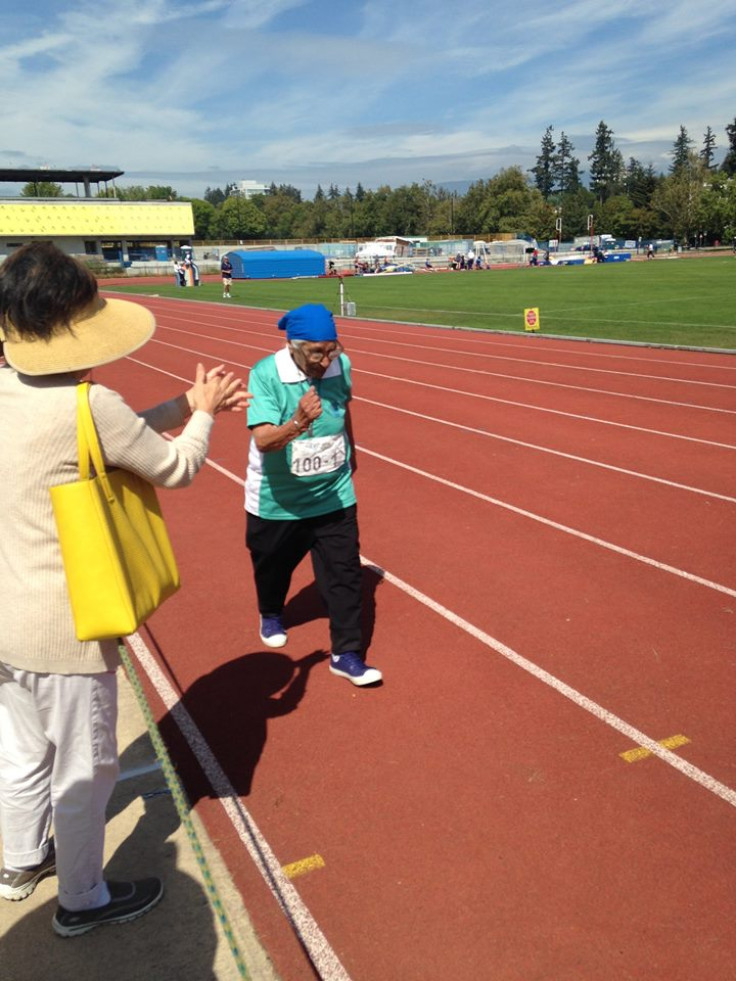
left=274, top=345, right=342, bottom=383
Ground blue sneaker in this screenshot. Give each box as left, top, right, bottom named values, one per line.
left=259, top=614, right=288, bottom=648
left=329, top=652, right=382, bottom=686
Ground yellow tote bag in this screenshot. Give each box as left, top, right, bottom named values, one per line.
left=50, top=382, right=180, bottom=641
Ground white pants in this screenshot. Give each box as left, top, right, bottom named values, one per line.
left=0, top=662, right=118, bottom=911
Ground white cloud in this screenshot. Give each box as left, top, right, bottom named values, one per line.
left=1, top=0, right=734, bottom=197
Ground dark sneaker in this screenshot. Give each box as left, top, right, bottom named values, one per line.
left=329, top=652, right=382, bottom=686
left=0, top=841, right=56, bottom=901
left=259, top=614, right=288, bottom=648
left=52, top=878, right=164, bottom=937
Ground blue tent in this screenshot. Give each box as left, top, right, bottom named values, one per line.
left=226, top=249, right=325, bottom=279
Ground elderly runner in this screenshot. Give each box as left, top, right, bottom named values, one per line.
left=244, top=304, right=382, bottom=687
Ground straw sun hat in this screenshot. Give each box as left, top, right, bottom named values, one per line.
left=0, top=295, right=155, bottom=376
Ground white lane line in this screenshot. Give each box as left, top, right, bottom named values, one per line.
left=127, top=501, right=736, bottom=817
left=329, top=321, right=736, bottom=371
left=151, top=326, right=736, bottom=415
left=353, top=353, right=736, bottom=413
left=117, top=293, right=736, bottom=372
left=126, top=632, right=353, bottom=981
left=318, top=335, right=736, bottom=390
left=135, top=341, right=736, bottom=449
left=199, top=447, right=736, bottom=600
left=184, top=306, right=733, bottom=382
left=359, top=447, right=736, bottom=599
left=357, top=368, right=736, bottom=449
left=127, top=356, right=735, bottom=583
left=359, top=559, right=736, bottom=809
left=358, top=396, right=736, bottom=503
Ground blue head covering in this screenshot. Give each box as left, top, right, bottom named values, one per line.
left=278, top=303, right=338, bottom=341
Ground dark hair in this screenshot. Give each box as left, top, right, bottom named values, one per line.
left=0, top=242, right=97, bottom=341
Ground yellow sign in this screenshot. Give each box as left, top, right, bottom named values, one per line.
left=524, top=307, right=540, bottom=331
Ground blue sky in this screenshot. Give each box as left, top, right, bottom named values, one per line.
left=2, top=0, right=735, bottom=200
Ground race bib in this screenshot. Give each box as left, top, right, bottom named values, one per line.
left=290, top=433, right=347, bottom=477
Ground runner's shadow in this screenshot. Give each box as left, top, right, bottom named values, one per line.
left=155, top=565, right=382, bottom=807
left=158, top=649, right=327, bottom=807
left=284, top=563, right=382, bottom=652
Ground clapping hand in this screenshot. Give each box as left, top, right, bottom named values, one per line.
left=187, top=363, right=252, bottom=416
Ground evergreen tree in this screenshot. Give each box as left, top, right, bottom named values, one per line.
left=530, top=125, right=556, bottom=199
left=268, top=183, right=301, bottom=202
left=670, top=125, right=694, bottom=173
left=624, top=158, right=660, bottom=209
left=701, top=126, right=717, bottom=169
left=652, top=152, right=707, bottom=243
left=588, top=121, right=624, bottom=203
left=204, top=186, right=227, bottom=206
left=721, top=118, right=736, bottom=176
left=554, top=131, right=582, bottom=194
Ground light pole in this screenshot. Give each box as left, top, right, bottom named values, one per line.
left=555, top=208, right=563, bottom=252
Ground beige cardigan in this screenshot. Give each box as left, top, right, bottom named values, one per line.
left=0, top=366, right=214, bottom=674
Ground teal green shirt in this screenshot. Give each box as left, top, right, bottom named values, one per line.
left=245, top=347, right=356, bottom=519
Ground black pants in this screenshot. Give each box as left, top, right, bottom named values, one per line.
left=246, top=505, right=363, bottom=655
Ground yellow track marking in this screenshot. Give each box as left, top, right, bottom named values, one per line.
left=620, top=734, right=691, bottom=763
left=282, top=854, right=326, bottom=879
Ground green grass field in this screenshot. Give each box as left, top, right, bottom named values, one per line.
left=107, top=256, right=736, bottom=350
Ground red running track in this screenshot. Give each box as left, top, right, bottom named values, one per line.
left=97, top=293, right=736, bottom=981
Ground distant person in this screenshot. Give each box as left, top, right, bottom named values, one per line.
left=244, top=304, right=382, bottom=688
left=189, top=257, right=200, bottom=286
left=221, top=254, right=233, bottom=298
left=0, top=242, right=250, bottom=935
left=647, top=243, right=655, bottom=260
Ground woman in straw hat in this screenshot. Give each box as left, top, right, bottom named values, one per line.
left=0, top=242, right=250, bottom=935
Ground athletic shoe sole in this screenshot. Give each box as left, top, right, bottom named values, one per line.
left=259, top=631, right=288, bottom=648
left=0, top=846, right=56, bottom=901
left=329, top=663, right=383, bottom=686
left=52, top=878, right=164, bottom=937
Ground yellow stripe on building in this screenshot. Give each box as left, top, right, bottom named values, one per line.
left=0, top=201, right=194, bottom=237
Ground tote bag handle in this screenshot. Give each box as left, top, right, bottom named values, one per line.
left=76, top=382, right=115, bottom=502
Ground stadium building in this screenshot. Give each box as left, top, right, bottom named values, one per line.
left=0, top=167, right=194, bottom=267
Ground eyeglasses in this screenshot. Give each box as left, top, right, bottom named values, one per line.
left=299, top=342, right=343, bottom=364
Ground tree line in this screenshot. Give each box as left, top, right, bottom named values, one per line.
left=20, top=118, right=736, bottom=246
